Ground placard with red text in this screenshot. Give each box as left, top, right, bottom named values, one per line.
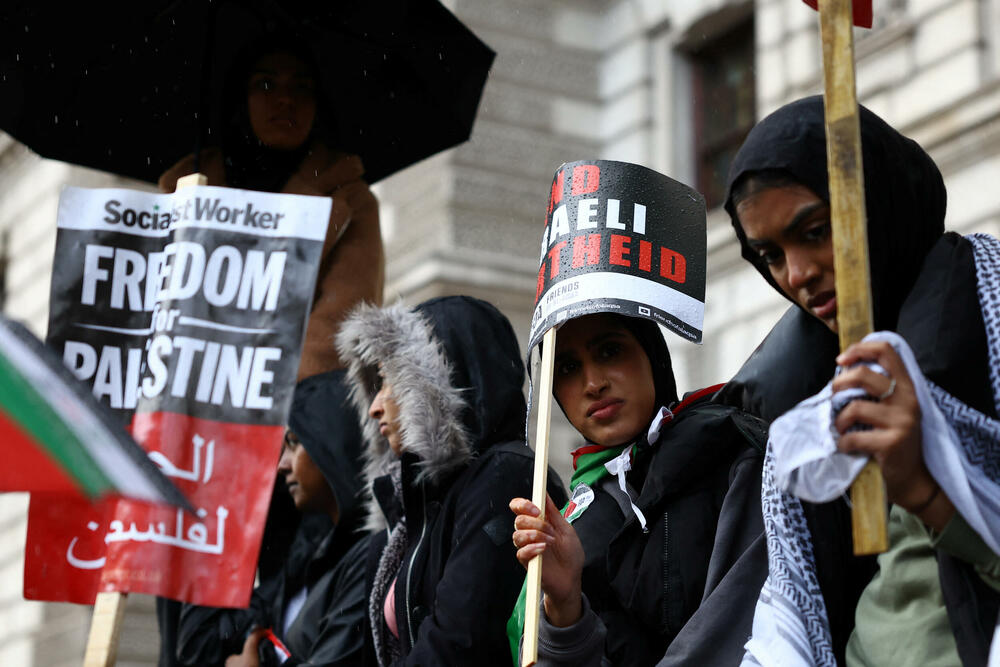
left=529, top=160, right=706, bottom=350
left=25, top=185, right=330, bottom=607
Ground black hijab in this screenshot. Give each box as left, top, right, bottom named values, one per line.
left=724, top=96, right=946, bottom=331
left=220, top=37, right=336, bottom=192
left=288, top=369, right=366, bottom=533
left=618, top=315, right=678, bottom=410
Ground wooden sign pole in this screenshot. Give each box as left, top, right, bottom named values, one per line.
left=521, top=326, right=557, bottom=667
left=81, top=172, right=209, bottom=667
left=83, top=592, right=128, bottom=667
left=817, top=0, right=889, bottom=555
left=176, top=173, right=209, bottom=190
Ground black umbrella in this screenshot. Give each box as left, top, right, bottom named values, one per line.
left=0, top=0, right=494, bottom=184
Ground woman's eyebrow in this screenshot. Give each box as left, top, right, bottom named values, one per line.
left=746, top=237, right=773, bottom=250
left=781, top=202, right=828, bottom=237
left=585, top=331, right=625, bottom=349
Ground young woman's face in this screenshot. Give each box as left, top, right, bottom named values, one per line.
left=246, top=52, right=317, bottom=150
left=368, top=377, right=404, bottom=456
left=553, top=314, right=657, bottom=448
left=736, top=183, right=839, bottom=333
left=277, top=430, right=337, bottom=518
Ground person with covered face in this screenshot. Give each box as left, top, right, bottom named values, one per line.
left=334, top=296, right=567, bottom=667
left=159, top=37, right=384, bottom=376
left=726, top=96, right=1000, bottom=666
left=507, top=310, right=770, bottom=665
left=169, top=371, right=368, bottom=667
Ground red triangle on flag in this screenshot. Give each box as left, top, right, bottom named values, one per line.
left=802, top=0, right=874, bottom=28
left=0, top=412, right=81, bottom=495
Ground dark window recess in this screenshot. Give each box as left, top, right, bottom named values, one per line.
left=690, top=20, right=756, bottom=209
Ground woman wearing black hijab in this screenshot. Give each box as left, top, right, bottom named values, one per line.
left=725, top=96, right=1000, bottom=666
left=508, top=310, right=770, bottom=666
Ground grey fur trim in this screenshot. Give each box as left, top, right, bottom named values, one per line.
left=336, top=301, right=473, bottom=531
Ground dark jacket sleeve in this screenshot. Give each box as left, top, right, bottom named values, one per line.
left=283, top=538, right=369, bottom=667
left=655, top=450, right=767, bottom=666
left=174, top=586, right=273, bottom=665
left=398, top=449, right=563, bottom=667
left=532, top=594, right=609, bottom=667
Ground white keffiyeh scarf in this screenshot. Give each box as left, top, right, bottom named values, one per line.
left=742, top=233, right=1000, bottom=666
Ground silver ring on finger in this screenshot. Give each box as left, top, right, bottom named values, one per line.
left=877, top=377, right=896, bottom=401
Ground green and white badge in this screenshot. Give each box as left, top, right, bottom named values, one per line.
left=563, top=483, right=596, bottom=523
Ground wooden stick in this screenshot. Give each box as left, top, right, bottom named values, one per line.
left=81, top=171, right=210, bottom=667
left=83, top=592, right=128, bottom=667
left=818, top=0, right=889, bottom=555
left=522, top=326, right=557, bottom=667
left=177, top=173, right=209, bottom=189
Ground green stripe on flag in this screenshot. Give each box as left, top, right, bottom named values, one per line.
left=0, top=351, right=113, bottom=497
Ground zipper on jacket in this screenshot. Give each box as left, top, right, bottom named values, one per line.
left=661, top=511, right=671, bottom=634
left=405, top=484, right=428, bottom=649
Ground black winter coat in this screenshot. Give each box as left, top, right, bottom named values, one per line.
left=336, top=296, right=567, bottom=667
left=528, top=390, right=767, bottom=667
left=595, top=396, right=767, bottom=665
left=898, top=233, right=1000, bottom=667
left=365, top=442, right=565, bottom=666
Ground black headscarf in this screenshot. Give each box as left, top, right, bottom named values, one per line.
left=617, top=315, right=678, bottom=410
left=724, top=96, right=946, bottom=331
left=288, top=369, right=366, bottom=533
left=220, top=37, right=336, bottom=192
left=414, top=296, right=529, bottom=452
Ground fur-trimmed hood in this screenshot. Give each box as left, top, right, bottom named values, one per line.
left=336, top=296, right=527, bottom=529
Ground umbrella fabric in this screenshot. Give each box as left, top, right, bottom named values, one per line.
left=0, top=0, right=494, bottom=184
left=0, top=316, right=189, bottom=507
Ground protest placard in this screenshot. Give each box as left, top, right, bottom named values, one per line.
left=24, top=184, right=329, bottom=607
left=528, top=160, right=707, bottom=352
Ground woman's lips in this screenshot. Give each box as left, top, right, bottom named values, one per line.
left=587, top=398, right=623, bottom=420
left=809, top=292, right=837, bottom=319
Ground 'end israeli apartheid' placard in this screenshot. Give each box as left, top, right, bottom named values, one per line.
left=528, top=160, right=706, bottom=350
left=25, top=184, right=329, bottom=608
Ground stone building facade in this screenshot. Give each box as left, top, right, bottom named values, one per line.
left=1, top=0, right=999, bottom=663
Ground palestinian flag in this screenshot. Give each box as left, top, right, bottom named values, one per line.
left=0, top=316, right=189, bottom=507
left=802, top=0, right=873, bottom=28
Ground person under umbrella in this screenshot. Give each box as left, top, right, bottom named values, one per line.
left=159, top=37, right=384, bottom=376
left=334, top=296, right=567, bottom=666
left=155, top=39, right=384, bottom=663
left=726, top=96, right=1000, bottom=666
left=1, top=1, right=494, bottom=186
left=508, top=311, right=770, bottom=665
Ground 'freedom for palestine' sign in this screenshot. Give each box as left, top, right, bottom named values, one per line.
left=25, top=184, right=329, bottom=608
left=528, top=160, right=707, bottom=350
